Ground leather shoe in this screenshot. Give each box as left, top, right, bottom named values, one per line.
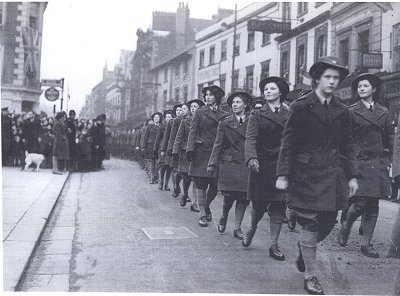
left=296, top=242, right=305, bottom=272
left=233, top=228, right=244, bottom=240
left=164, top=187, right=171, bottom=191
left=158, top=185, right=163, bottom=190
left=218, top=217, right=227, bottom=233
left=205, top=208, right=212, bottom=222
left=198, top=216, right=208, bottom=227
left=269, top=244, right=285, bottom=261
left=288, top=215, right=296, bottom=231
left=172, top=189, right=179, bottom=198
left=185, top=196, right=191, bottom=202
left=242, top=228, right=256, bottom=247
left=304, top=275, right=324, bottom=295
left=361, top=244, right=379, bottom=258
left=190, top=205, right=200, bottom=213
left=180, top=196, right=187, bottom=207
left=338, top=223, right=350, bottom=247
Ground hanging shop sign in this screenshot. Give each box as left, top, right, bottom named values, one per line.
left=44, top=87, right=60, bottom=102
left=362, top=53, right=383, bottom=69
left=41, top=78, right=64, bottom=88
left=247, top=19, right=291, bottom=34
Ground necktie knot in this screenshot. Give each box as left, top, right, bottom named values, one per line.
left=274, top=107, right=279, bottom=114
left=212, top=107, right=217, bottom=112
left=369, top=105, right=373, bottom=112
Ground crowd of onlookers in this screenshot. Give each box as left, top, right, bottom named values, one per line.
left=1, top=107, right=110, bottom=173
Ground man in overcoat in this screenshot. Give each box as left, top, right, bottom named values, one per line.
left=243, top=77, right=290, bottom=260
left=276, top=56, right=359, bottom=295
left=91, top=114, right=106, bottom=171
left=67, top=110, right=78, bottom=171
left=186, top=85, right=229, bottom=227
left=2, top=107, right=13, bottom=166
left=338, top=73, right=392, bottom=258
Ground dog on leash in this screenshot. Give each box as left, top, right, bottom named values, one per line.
left=24, top=150, right=44, bottom=172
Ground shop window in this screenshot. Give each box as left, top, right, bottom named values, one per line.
left=315, top=34, right=326, bottom=61
left=262, top=32, right=270, bottom=46
left=393, top=23, right=400, bottom=71
left=183, top=60, right=188, bottom=76
left=183, top=85, right=188, bottom=101
left=234, top=34, right=240, bottom=57
left=358, top=30, right=370, bottom=68
left=260, top=60, right=270, bottom=81
left=163, top=89, right=168, bottom=102
left=247, top=31, right=255, bottom=51
left=296, top=34, right=307, bottom=86
left=174, top=87, right=180, bottom=101
left=175, top=63, right=180, bottom=79
left=209, top=45, right=215, bottom=65
left=280, top=42, right=290, bottom=81
left=232, top=69, right=240, bottom=90
left=221, top=40, right=227, bottom=61
left=339, top=38, right=349, bottom=67
left=219, top=74, right=226, bottom=93
left=164, top=68, right=168, bottom=82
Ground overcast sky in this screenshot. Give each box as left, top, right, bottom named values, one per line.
left=39, top=0, right=254, bottom=114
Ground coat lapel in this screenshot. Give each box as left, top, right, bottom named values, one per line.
left=260, top=104, right=288, bottom=128
left=226, top=115, right=246, bottom=138
left=203, top=106, right=218, bottom=123
left=353, top=100, right=381, bottom=129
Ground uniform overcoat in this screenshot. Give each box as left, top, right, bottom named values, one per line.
left=167, top=117, right=183, bottom=168
left=393, top=116, right=400, bottom=179
left=161, top=119, right=173, bottom=166
left=143, top=124, right=159, bottom=160
left=187, top=105, right=229, bottom=178
left=350, top=100, right=392, bottom=198
left=208, top=114, right=248, bottom=192
left=245, top=104, right=289, bottom=201
left=67, top=118, right=78, bottom=160
left=52, top=121, right=70, bottom=160
left=276, top=91, right=358, bottom=211
left=154, top=123, right=166, bottom=163
left=173, top=115, right=192, bottom=174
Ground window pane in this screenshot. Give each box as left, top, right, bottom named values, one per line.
left=262, top=32, right=270, bottom=45
left=247, top=32, right=255, bottom=51
left=339, top=38, right=349, bottom=66
left=221, top=40, right=227, bottom=61
left=209, top=46, right=215, bottom=65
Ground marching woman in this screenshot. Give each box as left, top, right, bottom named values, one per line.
left=186, top=85, right=229, bottom=227
left=143, top=112, right=162, bottom=184
left=242, top=77, right=290, bottom=257
left=173, top=99, right=204, bottom=211
left=207, top=92, right=252, bottom=239
left=154, top=110, right=174, bottom=190
left=167, top=104, right=184, bottom=197
left=338, top=73, right=392, bottom=258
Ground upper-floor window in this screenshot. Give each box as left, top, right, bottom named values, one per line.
left=234, top=34, right=240, bottom=56
left=280, top=42, right=290, bottom=81
left=183, top=60, right=188, bottom=76
left=246, top=65, right=254, bottom=95
left=262, top=32, right=271, bottom=46
left=209, top=45, right=215, bottom=65
left=29, top=3, right=39, bottom=29
left=315, top=35, right=326, bottom=60
left=315, top=2, right=325, bottom=7
left=297, top=2, right=308, bottom=16
left=221, top=40, right=227, bottom=61
left=164, top=68, right=168, bottom=82
left=175, top=63, right=180, bottom=78
left=339, top=38, right=350, bottom=67
left=247, top=31, right=255, bottom=51
left=199, top=50, right=205, bottom=68
left=219, top=74, right=226, bottom=93
left=163, top=90, right=168, bottom=102
left=282, top=2, right=291, bottom=22
left=183, top=85, right=188, bottom=101
left=232, top=69, right=240, bottom=90
left=296, top=44, right=306, bottom=85
left=260, top=60, right=270, bottom=81
left=174, top=87, right=180, bottom=101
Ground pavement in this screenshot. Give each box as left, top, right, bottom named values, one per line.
left=14, top=158, right=400, bottom=294
left=2, top=166, right=70, bottom=291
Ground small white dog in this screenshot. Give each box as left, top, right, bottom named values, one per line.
left=24, top=150, right=45, bottom=172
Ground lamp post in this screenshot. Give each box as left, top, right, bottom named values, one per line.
left=231, top=4, right=237, bottom=94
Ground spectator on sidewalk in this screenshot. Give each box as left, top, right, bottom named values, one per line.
left=52, top=112, right=69, bottom=174
left=67, top=110, right=78, bottom=172
left=2, top=107, right=13, bottom=166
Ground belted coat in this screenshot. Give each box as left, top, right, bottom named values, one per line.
left=276, top=91, right=358, bottom=211
left=349, top=100, right=392, bottom=198
left=173, top=115, right=192, bottom=174
left=154, top=123, right=166, bottom=163
left=245, top=104, right=289, bottom=201
left=393, top=116, right=400, bottom=179
left=52, top=121, right=70, bottom=160
left=208, top=114, right=248, bottom=192
left=161, top=119, right=173, bottom=166
left=167, top=117, right=183, bottom=168
left=187, top=105, right=229, bottom=178
left=143, top=124, right=159, bottom=160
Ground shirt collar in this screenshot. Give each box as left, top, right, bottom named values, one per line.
left=267, top=103, right=281, bottom=113
left=361, top=99, right=374, bottom=109
left=234, top=114, right=246, bottom=121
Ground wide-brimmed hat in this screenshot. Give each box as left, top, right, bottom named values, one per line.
left=309, top=56, right=349, bottom=82
left=201, top=85, right=225, bottom=99
left=96, top=114, right=106, bottom=121
left=186, top=99, right=205, bottom=108
left=227, top=92, right=253, bottom=110
left=172, top=104, right=183, bottom=116
left=151, top=112, right=163, bottom=120
left=163, top=110, right=174, bottom=118
left=69, top=109, right=76, bottom=116
left=259, top=77, right=289, bottom=102
left=351, top=73, right=382, bottom=96
left=2, top=107, right=9, bottom=112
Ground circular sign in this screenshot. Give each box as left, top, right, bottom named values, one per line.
left=44, top=87, right=60, bottom=102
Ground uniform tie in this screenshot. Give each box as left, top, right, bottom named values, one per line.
left=212, top=107, right=217, bottom=112
left=369, top=105, right=373, bottom=113
left=274, top=107, right=279, bottom=114
left=323, top=100, right=328, bottom=109
left=239, top=117, right=243, bottom=125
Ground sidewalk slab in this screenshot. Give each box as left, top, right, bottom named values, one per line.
left=2, top=167, right=70, bottom=291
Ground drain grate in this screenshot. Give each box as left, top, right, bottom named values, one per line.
left=141, top=226, right=198, bottom=240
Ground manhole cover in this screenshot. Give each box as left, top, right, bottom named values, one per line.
left=141, top=226, right=198, bottom=240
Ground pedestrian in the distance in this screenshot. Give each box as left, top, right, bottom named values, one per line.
left=208, top=92, right=252, bottom=239
left=276, top=56, right=359, bottom=295
left=338, top=73, right=392, bottom=258
left=242, top=77, right=290, bottom=259
left=67, top=110, right=78, bottom=171
left=186, top=85, right=229, bottom=227
left=52, top=112, right=69, bottom=174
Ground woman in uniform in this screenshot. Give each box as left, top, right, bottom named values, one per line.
left=173, top=99, right=204, bottom=211
left=208, top=92, right=252, bottom=239
left=243, top=77, right=290, bottom=259
left=143, top=112, right=162, bottom=184
left=338, top=73, right=392, bottom=258
left=186, top=85, right=229, bottom=227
